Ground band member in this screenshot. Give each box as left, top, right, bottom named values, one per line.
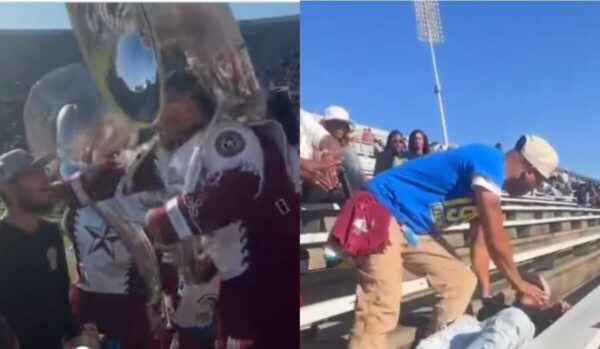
left=145, top=108, right=299, bottom=349
left=53, top=70, right=233, bottom=349
left=54, top=4, right=299, bottom=348
left=61, top=108, right=161, bottom=349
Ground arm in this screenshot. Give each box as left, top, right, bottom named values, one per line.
left=474, top=187, right=522, bottom=288
left=146, top=124, right=263, bottom=245
left=319, top=135, right=343, bottom=159
left=301, top=110, right=342, bottom=159
left=474, top=187, right=549, bottom=304
left=147, top=164, right=261, bottom=245
left=51, top=159, right=124, bottom=208
left=469, top=219, right=492, bottom=297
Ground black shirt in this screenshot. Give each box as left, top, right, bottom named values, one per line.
left=0, top=219, right=78, bottom=349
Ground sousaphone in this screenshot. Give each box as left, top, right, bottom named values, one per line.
left=66, top=3, right=264, bottom=129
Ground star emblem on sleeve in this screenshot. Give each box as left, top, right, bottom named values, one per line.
left=85, top=222, right=121, bottom=260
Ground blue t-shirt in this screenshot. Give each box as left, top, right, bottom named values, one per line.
left=366, top=144, right=504, bottom=235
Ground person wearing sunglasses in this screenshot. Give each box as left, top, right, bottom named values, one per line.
left=374, top=130, right=407, bottom=175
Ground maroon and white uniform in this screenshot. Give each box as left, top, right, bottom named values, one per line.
left=147, top=120, right=299, bottom=349
left=64, top=144, right=168, bottom=349
left=66, top=131, right=222, bottom=349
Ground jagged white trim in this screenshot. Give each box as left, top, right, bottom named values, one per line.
left=165, top=197, right=193, bottom=240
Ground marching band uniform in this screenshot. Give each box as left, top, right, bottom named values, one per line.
left=146, top=120, right=299, bottom=349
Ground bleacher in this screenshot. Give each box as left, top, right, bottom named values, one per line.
left=301, top=135, right=600, bottom=348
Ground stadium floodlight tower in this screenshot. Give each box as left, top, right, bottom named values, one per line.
left=414, top=0, right=449, bottom=148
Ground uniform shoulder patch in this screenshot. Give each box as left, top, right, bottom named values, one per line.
left=215, top=130, right=246, bottom=157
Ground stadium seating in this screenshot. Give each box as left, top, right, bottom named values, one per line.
left=301, top=130, right=600, bottom=348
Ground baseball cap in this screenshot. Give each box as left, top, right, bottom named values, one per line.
left=515, top=135, right=559, bottom=179
left=322, top=105, right=353, bottom=125
left=0, top=149, right=53, bottom=189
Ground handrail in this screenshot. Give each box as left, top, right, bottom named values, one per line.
left=300, top=215, right=600, bottom=245
left=299, top=232, right=600, bottom=327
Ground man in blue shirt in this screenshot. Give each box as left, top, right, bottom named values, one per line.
left=343, top=135, right=558, bottom=349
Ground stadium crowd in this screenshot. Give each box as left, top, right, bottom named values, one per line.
left=300, top=106, right=600, bottom=208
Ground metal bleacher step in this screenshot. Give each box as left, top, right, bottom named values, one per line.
left=301, top=247, right=600, bottom=349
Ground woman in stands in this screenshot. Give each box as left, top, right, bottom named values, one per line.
left=374, top=130, right=407, bottom=175
left=407, top=129, right=431, bottom=159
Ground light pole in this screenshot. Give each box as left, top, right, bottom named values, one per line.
left=414, top=0, right=449, bottom=148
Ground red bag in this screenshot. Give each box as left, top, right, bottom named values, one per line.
left=328, top=190, right=392, bottom=256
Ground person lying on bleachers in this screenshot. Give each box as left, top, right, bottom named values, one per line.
left=416, top=272, right=570, bottom=349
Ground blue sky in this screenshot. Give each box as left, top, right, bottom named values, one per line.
left=302, top=2, right=600, bottom=178
left=0, top=2, right=299, bottom=29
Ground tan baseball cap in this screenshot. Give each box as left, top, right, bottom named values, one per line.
left=515, top=135, right=559, bottom=179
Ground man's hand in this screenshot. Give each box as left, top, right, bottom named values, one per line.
left=558, top=300, right=572, bottom=313
left=515, top=280, right=550, bottom=306
left=300, top=157, right=341, bottom=191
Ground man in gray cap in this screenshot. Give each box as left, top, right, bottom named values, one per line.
left=0, top=149, right=79, bottom=349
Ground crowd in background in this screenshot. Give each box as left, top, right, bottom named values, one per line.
left=300, top=106, right=600, bottom=208
left=299, top=105, right=435, bottom=204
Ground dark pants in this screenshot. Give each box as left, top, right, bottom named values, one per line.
left=72, top=288, right=159, bottom=349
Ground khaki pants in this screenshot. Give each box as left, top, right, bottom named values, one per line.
left=348, top=220, right=477, bottom=349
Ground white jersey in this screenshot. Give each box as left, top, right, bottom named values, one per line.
left=69, top=193, right=152, bottom=294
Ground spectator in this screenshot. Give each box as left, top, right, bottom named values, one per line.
left=407, top=129, right=431, bottom=159
left=374, top=130, right=407, bottom=175
left=417, top=273, right=569, bottom=349
left=299, top=109, right=343, bottom=201
left=321, top=106, right=368, bottom=193
left=331, top=135, right=557, bottom=348
left=361, top=128, right=373, bottom=143
left=0, top=149, right=79, bottom=349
